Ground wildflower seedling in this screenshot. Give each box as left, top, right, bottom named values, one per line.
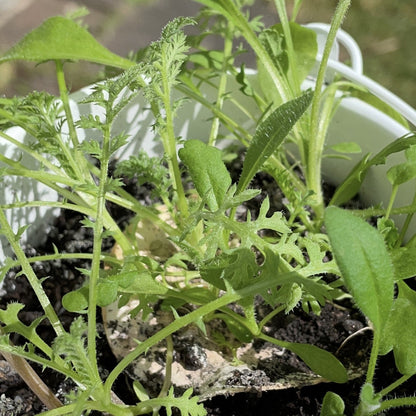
left=0, top=1, right=415, bottom=415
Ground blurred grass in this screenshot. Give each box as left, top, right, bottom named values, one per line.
left=296, top=0, right=416, bottom=107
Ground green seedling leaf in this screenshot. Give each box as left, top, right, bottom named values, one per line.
left=275, top=22, right=318, bottom=83
left=0, top=303, right=47, bottom=353
left=391, top=247, right=416, bottom=280
left=329, top=142, right=362, bottom=154
left=218, top=314, right=253, bottom=343
left=159, top=387, right=206, bottom=416
left=405, top=144, right=416, bottom=162
left=259, top=26, right=289, bottom=75
left=15, top=225, right=30, bottom=242
left=0, top=257, right=16, bottom=283
left=53, top=317, right=95, bottom=386
left=236, top=63, right=255, bottom=97
left=0, top=16, right=133, bottom=69
left=237, top=90, right=313, bottom=193
left=371, top=133, right=416, bottom=166
left=112, top=271, right=169, bottom=295
left=330, top=133, right=416, bottom=206
left=387, top=162, right=416, bottom=186
left=179, top=140, right=232, bottom=212
left=200, top=248, right=258, bottom=291
left=342, top=85, right=409, bottom=128
left=377, top=217, right=400, bottom=249
left=329, top=153, right=371, bottom=206
left=96, top=280, right=118, bottom=307
left=132, top=380, right=150, bottom=402
left=324, top=207, right=394, bottom=332
left=379, top=281, right=416, bottom=375
left=188, top=50, right=225, bottom=71
left=62, top=287, right=89, bottom=313
left=320, top=391, right=345, bottom=416
left=286, top=342, right=348, bottom=383
left=258, top=23, right=317, bottom=102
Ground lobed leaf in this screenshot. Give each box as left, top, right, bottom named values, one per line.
left=155, top=387, right=206, bottom=416
left=324, top=207, right=395, bottom=332
left=237, top=89, right=313, bottom=193
left=200, top=248, right=258, bottom=291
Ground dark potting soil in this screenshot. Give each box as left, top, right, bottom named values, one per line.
left=1, top=159, right=416, bottom=416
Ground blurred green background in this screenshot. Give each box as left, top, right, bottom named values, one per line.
left=0, top=0, right=414, bottom=107
left=299, top=0, right=416, bottom=108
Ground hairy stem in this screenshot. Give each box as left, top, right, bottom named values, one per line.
left=87, top=123, right=111, bottom=379
left=379, top=374, right=412, bottom=398
left=306, top=0, right=351, bottom=219
left=367, top=396, right=416, bottom=416
left=208, top=23, right=234, bottom=146
left=366, top=330, right=380, bottom=385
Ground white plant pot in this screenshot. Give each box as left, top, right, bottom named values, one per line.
left=1, top=24, right=415, bottom=262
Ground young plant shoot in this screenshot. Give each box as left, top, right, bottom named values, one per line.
left=0, top=1, right=415, bottom=415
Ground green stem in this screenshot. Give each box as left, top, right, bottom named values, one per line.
left=0, top=209, right=64, bottom=337
left=351, top=204, right=416, bottom=219
left=158, top=335, right=174, bottom=398
left=3, top=251, right=120, bottom=272
left=55, top=60, right=91, bottom=182
left=160, top=60, right=189, bottom=220
left=379, top=374, right=412, bottom=398
left=103, top=293, right=238, bottom=396
left=176, top=83, right=252, bottom=145
left=103, top=272, right=294, bottom=396
left=38, top=400, right=134, bottom=416
left=0, top=200, right=96, bottom=218
left=208, top=23, right=234, bottom=147
left=396, top=186, right=416, bottom=247
left=367, top=396, right=416, bottom=416
left=0, top=130, right=62, bottom=175
left=0, top=156, right=83, bottom=187
left=55, top=60, right=79, bottom=148
left=291, top=0, right=304, bottom=21
left=152, top=335, right=174, bottom=416
left=307, top=0, right=351, bottom=219
left=258, top=305, right=286, bottom=332
left=0, top=160, right=132, bottom=253
left=385, top=185, right=399, bottom=220
left=366, top=330, right=380, bottom=385
left=273, top=0, right=300, bottom=93
left=214, top=0, right=291, bottom=102
left=87, top=123, right=111, bottom=379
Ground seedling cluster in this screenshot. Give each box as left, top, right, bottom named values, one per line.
left=0, top=1, right=416, bottom=415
